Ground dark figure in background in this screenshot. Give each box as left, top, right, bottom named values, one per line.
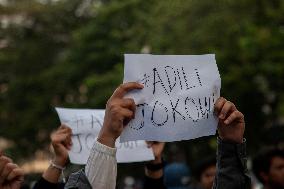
left=163, top=162, right=190, bottom=189
left=252, top=148, right=284, bottom=189
left=192, top=157, right=216, bottom=189
left=144, top=153, right=216, bottom=189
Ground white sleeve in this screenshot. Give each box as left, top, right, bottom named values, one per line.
left=85, top=140, right=117, bottom=189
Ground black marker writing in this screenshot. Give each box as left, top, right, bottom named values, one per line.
left=170, top=98, right=186, bottom=122
left=165, top=66, right=177, bottom=93
left=184, top=97, right=200, bottom=122
left=151, top=101, right=169, bottom=127
left=176, top=68, right=183, bottom=90
left=71, top=134, right=83, bottom=153
left=182, top=67, right=196, bottom=90
left=153, top=68, right=169, bottom=96
left=195, top=69, right=202, bottom=86
left=140, top=73, right=151, bottom=87
left=76, top=116, right=84, bottom=130
left=91, top=114, right=103, bottom=128
left=129, top=103, right=147, bottom=130
left=85, top=133, right=96, bottom=150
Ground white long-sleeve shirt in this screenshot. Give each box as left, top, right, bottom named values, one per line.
left=85, top=140, right=117, bottom=189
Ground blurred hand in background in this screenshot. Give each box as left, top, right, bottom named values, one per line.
left=0, top=153, right=24, bottom=189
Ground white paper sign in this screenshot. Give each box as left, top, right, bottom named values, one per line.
left=121, top=54, right=221, bottom=142
left=55, top=108, right=154, bottom=164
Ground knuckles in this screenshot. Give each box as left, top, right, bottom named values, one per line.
left=226, top=101, right=236, bottom=109
left=107, top=100, right=120, bottom=109
left=5, top=163, right=15, bottom=172
left=118, top=84, right=125, bottom=91
left=219, top=97, right=226, bottom=102
left=0, top=157, right=12, bottom=164
left=128, top=111, right=134, bottom=118
left=238, top=111, right=245, bottom=120
left=110, top=105, right=120, bottom=114
left=127, top=98, right=135, bottom=105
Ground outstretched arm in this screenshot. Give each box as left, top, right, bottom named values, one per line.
left=213, top=97, right=251, bottom=189
left=85, top=82, right=143, bottom=189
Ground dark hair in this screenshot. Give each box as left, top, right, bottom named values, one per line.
left=252, top=147, right=284, bottom=183
left=193, top=156, right=216, bottom=181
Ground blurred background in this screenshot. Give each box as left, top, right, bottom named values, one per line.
left=0, top=0, right=283, bottom=188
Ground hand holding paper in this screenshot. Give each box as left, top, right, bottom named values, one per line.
left=98, top=82, right=144, bottom=148
left=121, top=54, right=221, bottom=142
left=55, top=54, right=221, bottom=163
left=146, top=141, right=165, bottom=163
left=214, top=97, right=245, bottom=143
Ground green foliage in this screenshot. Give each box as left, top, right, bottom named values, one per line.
left=0, top=0, right=283, bottom=165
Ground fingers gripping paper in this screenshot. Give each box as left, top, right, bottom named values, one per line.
left=121, top=54, right=221, bottom=142
left=55, top=108, right=154, bottom=164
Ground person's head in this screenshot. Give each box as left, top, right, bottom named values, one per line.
left=164, top=162, right=190, bottom=189
left=252, top=147, right=284, bottom=189
left=194, top=157, right=216, bottom=189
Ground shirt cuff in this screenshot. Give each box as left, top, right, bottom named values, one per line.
left=217, top=137, right=247, bottom=171
left=217, top=138, right=246, bottom=157
left=94, top=140, right=117, bottom=157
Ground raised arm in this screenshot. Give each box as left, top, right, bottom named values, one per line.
left=84, top=82, right=143, bottom=189
left=213, top=97, right=251, bottom=189
left=33, top=125, right=72, bottom=189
